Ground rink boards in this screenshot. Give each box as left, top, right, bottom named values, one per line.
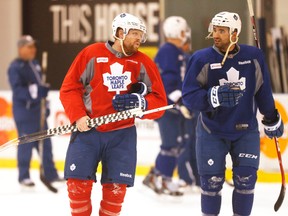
left=0, top=91, right=287, bottom=182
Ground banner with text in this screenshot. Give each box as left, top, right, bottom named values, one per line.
left=22, top=0, right=160, bottom=89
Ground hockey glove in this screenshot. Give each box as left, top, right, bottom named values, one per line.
left=262, top=109, right=284, bottom=139
left=176, top=98, right=193, bottom=119
left=208, top=85, right=244, bottom=108
left=112, top=93, right=147, bottom=112
left=129, top=82, right=148, bottom=96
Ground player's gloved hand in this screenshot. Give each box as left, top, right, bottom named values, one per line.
left=262, top=109, right=284, bottom=138
left=207, top=85, right=244, bottom=108
left=176, top=98, right=193, bottom=119
left=38, top=84, right=50, bottom=98
left=129, top=82, right=148, bottom=96
left=179, top=105, right=193, bottom=119
left=112, top=93, right=147, bottom=112
left=76, top=115, right=91, bottom=132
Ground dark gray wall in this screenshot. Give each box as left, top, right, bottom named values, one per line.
left=163, top=0, right=251, bottom=52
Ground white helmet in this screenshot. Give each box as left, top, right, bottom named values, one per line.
left=163, top=16, right=190, bottom=44
left=208, top=11, right=241, bottom=36
left=112, top=13, right=147, bottom=43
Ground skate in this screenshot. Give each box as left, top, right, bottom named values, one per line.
left=162, top=178, right=184, bottom=196
left=142, top=169, right=162, bottom=194
left=20, top=178, right=35, bottom=187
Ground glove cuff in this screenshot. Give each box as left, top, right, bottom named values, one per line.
left=263, top=113, right=282, bottom=132
left=209, top=86, right=220, bottom=108
left=131, top=93, right=146, bottom=110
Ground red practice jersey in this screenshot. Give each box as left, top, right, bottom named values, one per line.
left=60, top=41, right=167, bottom=132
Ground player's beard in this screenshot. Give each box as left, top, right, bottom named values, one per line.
left=214, top=38, right=230, bottom=53
left=123, top=41, right=140, bottom=55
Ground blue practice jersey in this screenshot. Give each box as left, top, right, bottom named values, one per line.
left=182, top=44, right=276, bottom=140
left=155, top=42, right=185, bottom=105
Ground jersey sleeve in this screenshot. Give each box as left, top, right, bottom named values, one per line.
left=59, top=48, right=90, bottom=124
left=155, top=45, right=182, bottom=104
left=182, top=51, right=214, bottom=112
left=254, top=50, right=276, bottom=119
left=141, top=55, right=167, bottom=120
left=8, top=62, right=34, bottom=102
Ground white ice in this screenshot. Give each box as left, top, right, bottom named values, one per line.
left=0, top=168, right=287, bottom=216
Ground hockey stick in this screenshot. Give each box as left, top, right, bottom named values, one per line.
left=273, top=137, right=286, bottom=212
left=0, top=104, right=174, bottom=152
left=247, top=0, right=286, bottom=211
left=247, top=0, right=261, bottom=48
left=38, top=51, right=58, bottom=193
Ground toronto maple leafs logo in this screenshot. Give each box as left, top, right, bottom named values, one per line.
left=219, top=67, right=246, bottom=90
left=103, top=62, right=132, bottom=94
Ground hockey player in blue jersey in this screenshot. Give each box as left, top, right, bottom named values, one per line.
left=177, top=35, right=201, bottom=191
left=143, top=16, right=197, bottom=195
left=182, top=11, right=284, bottom=215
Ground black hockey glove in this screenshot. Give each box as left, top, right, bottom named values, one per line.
left=129, top=82, right=148, bottom=96
left=262, top=109, right=284, bottom=139
left=112, top=93, right=147, bottom=112
left=208, top=85, right=244, bottom=108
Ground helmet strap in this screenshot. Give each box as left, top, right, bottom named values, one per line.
left=221, top=34, right=239, bottom=66
left=205, top=32, right=213, bottom=40
left=113, top=35, right=132, bottom=57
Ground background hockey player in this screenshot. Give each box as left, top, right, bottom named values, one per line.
left=143, top=16, right=198, bottom=196
left=182, top=11, right=284, bottom=215
left=7, top=35, right=60, bottom=187
left=59, top=13, right=167, bottom=216
left=177, top=34, right=201, bottom=192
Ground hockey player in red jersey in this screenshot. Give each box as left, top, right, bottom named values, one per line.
left=59, top=13, right=167, bottom=216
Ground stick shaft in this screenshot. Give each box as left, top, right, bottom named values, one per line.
left=0, top=104, right=174, bottom=151
left=247, top=1, right=285, bottom=211
left=247, top=0, right=261, bottom=48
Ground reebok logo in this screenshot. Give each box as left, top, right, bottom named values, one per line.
left=120, top=172, right=132, bottom=178
left=238, top=60, right=251, bottom=65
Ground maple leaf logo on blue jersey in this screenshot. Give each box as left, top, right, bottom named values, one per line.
left=103, top=62, right=132, bottom=94
left=219, top=67, right=246, bottom=90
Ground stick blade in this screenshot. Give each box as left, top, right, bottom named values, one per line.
left=274, top=184, right=286, bottom=211
left=0, top=138, right=19, bottom=152
left=40, top=173, right=58, bottom=193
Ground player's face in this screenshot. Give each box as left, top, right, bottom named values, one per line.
left=18, top=44, right=37, bottom=61
left=212, top=26, right=231, bottom=52
left=123, top=29, right=143, bottom=54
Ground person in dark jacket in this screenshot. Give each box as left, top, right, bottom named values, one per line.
left=7, top=35, right=60, bottom=187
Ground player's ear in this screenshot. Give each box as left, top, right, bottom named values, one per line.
left=116, top=28, right=125, bottom=39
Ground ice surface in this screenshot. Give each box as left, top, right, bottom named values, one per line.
left=0, top=168, right=287, bottom=216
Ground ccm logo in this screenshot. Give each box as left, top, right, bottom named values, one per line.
left=239, top=153, right=258, bottom=159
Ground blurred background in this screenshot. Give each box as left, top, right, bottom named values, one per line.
left=1, top=0, right=288, bottom=91
left=0, top=0, right=287, bottom=182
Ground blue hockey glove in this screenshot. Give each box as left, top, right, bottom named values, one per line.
left=112, top=93, right=147, bottom=112
left=129, top=82, right=148, bottom=96
left=262, top=109, right=284, bottom=138
left=208, top=85, right=244, bottom=108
